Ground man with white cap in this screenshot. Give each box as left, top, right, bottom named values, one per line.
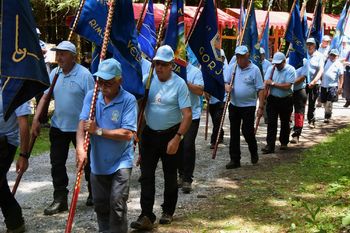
left=130, top=45, right=191, bottom=230
left=262, top=52, right=296, bottom=154
left=32, top=41, right=95, bottom=215
left=76, top=58, right=137, bottom=233
left=260, top=47, right=272, bottom=75
left=320, top=49, right=344, bottom=122
left=305, top=37, right=325, bottom=128
left=224, top=45, right=264, bottom=168
left=318, top=35, right=332, bottom=59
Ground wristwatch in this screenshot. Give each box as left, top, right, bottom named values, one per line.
left=95, top=128, right=103, bottom=136
left=176, top=132, right=184, bottom=140
left=271, top=82, right=275, bottom=86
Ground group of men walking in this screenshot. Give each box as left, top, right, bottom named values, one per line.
left=0, top=33, right=349, bottom=232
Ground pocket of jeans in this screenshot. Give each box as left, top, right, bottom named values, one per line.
left=0, top=136, right=9, bottom=159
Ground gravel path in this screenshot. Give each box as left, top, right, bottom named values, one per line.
left=1, top=99, right=350, bottom=233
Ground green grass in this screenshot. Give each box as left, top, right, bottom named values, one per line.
left=30, top=126, right=50, bottom=156
left=163, top=126, right=350, bottom=233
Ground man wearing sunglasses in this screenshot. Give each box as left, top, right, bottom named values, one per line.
left=76, top=58, right=137, bottom=233
left=131, top=45, right=192, bottom=230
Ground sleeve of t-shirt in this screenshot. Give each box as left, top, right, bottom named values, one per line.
left=254, top=67, right=264, bottom=91
left=15, top=101, right=32, bottom=117
left=286, top=67, right=296, bottom=84
left=264, top=66, right=273, bottom=81
left=177, top=80, right=192, bottom=109
left=120, top=95, right=137, bottom=132
left=83, top=72, right=95, bottom=95
left=44, top=68, right=57, bottom=95
left=318, top=56, right=325, bottom=67
left=224, top=64, right=233, bottom=83
left=79, top=91, right=93, bottom=121
left=192, top=69, right=204, bottom=86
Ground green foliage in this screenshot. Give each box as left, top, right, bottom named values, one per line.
left=31, top=0, right=80, bottom=12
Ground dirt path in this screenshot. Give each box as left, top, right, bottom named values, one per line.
left=1, top=99, right=350, bottom=233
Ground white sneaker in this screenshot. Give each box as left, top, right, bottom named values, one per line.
left=308, top=122, right=315, bottom=129
left=290, top=137, right=299, bottom=144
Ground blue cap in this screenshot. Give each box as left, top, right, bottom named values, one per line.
left=153, top=45, right=174, bottom=62
left=272, top=52, right=286, bottom=64
left=322, top=35, right=331, bottom=41
left=51, top=41, right=76, bottom=54
left=93, top=58, right=122, bottom=80
left=329, top=49, right=339, bottom=56
left=259, top=47, right=265, bottom=54
left=235, top=45, right=249, bottom=55
left=306, top=38, right=316, bottom=44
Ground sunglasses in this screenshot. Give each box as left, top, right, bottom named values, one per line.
left=97, top=79, right=116, bottom=87
left=154, top=61, right=171, bottom=67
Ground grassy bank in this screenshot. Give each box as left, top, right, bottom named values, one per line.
left=165, top=126, right=350, bottom=233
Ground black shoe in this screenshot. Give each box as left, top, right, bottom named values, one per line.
left=251, top=156, right=259, bottom=164
left=225, top=161, right=241, bottom=169
left=130, top=216, right=154, bottom=230
left=290, top=136, right=299, bottom=144
left=261, top=145, right=274, bottom=154
left=182, top=182, right=192, bottom=194
left=280, top=144, right=288, bottom=150
left=86, top=193, right=93, bottom=206
left=159, top=213, right=173, bottom=224
left=344, top=101, right=350, bottom=108
left=177, top=177, right=183, bottom=188
left=6, top=224, right=25, bottom=233
left=218, top=138, right=224, bottom=144
left=210, top=143, right=215, bottom=149
left=44, top=199, right=68, bottom=215
left=324, top=119, right=330, bottom=123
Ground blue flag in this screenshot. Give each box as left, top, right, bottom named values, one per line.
left=285, top=1, right=306, bottom=69
left=137, top=0, right=157, bottom=59
left=260, top=18, right=270, bottom=59
left=188, top=0, right=224, bottom=101
left=301, top=8, right=308, bottom=40
left=242, top=1, right=262, bottom=70
left=309, top=0, right=323, bottom=47
left=73, top=0, right=144, bottom=98
left=0, top=0, right=50, bottom=120
left=331, top=1, right=350, bottom=50
left=164, top=0, right=187, bottom=80
left=238, top=0, right=246, bottom=35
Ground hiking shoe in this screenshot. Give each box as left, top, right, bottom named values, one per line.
left=308, top=122, right=315, bottom=129
left=130, top=216, right=154, bottom=230
left=159, top=213, right=173, bottom=225
left=251, top=155, right=259, bottom=165
left=324, top=119, right=330, bottom=123
left=86, top=193, right=93, bottom=206
left=182, top=182, right=192, bottom=194
left=344, top=101, right=350, bottom=108
left=225, top=161, right=241, bottom=169
left=280, top=144, right=288, bottom=150
left=290, top=136, right=299, bottom=144
left=261, top=145, right=274, bottom=154
left=177, top=177, right=183, bottom=188
left=6, top=224, right=25, bottom=233
left=44, top=199, right=68, bottom=215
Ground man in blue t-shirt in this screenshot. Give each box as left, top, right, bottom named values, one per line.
left=77, top=58, right=137, bottom=233
left=130, top=45, right=192, bottom=230
left=224, top=45, right=265, bottom=169
left=0, top=86, right=31, bottom=233
left=31, top=41, right=95, bottom=215
left=262, top=52, right=296, bottom=154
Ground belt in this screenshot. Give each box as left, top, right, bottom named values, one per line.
left=145, top=124, right=180, bottom=135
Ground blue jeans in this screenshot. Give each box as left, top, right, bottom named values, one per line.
left=91, top=168, right=131, bottom=233
left=0, top=139, right=24, bottom=230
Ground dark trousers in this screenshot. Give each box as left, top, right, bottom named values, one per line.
left=0, top=141, right=24, bottom=230
left=306, top=85, right=320, bottom=124
left=49, top=127, right=91, bottom=199
left=266, top=95, right=293, bottom=149
left=209, top=102, right=224, bottom=144
left=139, top=125, right=182, bottom=222
left=91, top=168, right=131, bottom=233
left=228, top=104, right=258, bottom=163
left=178, top=119, right=200, bottom=183
left=292, top=89, right=307, bottom=137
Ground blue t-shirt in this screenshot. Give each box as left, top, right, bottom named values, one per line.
left=187, top=63, right=204, bottom=120
left=294, top=65, right=307, bottom=91
left=307, top=50, right=325, bottom=84
left=265, top=64, right=296, bottom=97
left=0, top=88, right=31, bottom=146
left=322, top=59, right=344, bottom=88
left=141, top=57, right=152, bottom=76
left=144, top=72, right=191, bottom=130
left=262, top=59, right=272, bottom=75
left=225, top=62, right=264, bottom=107
left=80, top=87, right=137, bottom=175
left=47, top=63, right=95, bottom=132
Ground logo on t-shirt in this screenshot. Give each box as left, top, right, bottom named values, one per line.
left=111, top=110, right=120, bottom=122
left=155, top=93, right=162, bottom=104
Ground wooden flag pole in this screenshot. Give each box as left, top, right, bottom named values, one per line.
left=65, top=0, right=116, bottom=232
left=278, top=0, right=298, bottom=51
left=11, top=0, right=87, bottom=197
left=184, top=0, right=204, bottom=45
left=212, top=0, right=253, bottom=159
left=258, top=0, right=273, bottom=42
left=136, top=0, right=149, bottom=32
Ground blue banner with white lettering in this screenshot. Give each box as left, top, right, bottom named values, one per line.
left=0, top=0, right=50, bottom=120
left=164, top=0, right=187, bottom=80
left=137, top=0, right=157, bottom=59
left=330, top=1, right=349, bottom=50
left=188, top=0, right=224, bottom=101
